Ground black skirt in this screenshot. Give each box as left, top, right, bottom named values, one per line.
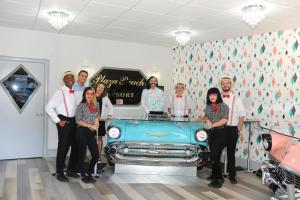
left=98, top=121, right=106, bottom=136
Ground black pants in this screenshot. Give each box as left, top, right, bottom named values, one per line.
left=56, top=115, right=78, bottom=175
left=76, top=126, right=99, bottom=176
left=226, top=126, right=239, bottom=179
left=208, top=128, right=227, bottom=180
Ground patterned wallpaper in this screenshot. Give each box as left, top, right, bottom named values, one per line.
left=173, top=28, right=300, bottom=162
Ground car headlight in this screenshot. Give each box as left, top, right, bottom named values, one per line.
left=108, top=127, right=121, bottom=139
left=262, top=133, right=272, bottom=151
left=195, top=130, right=207, bottom=141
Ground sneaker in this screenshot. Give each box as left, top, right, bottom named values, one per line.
left=57, top=174, right=69, bottom=182
left=66, top=171, right=80, bottom=178
left=229, top=177, right=237, bottom=184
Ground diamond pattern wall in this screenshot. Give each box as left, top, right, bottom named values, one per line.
left=173, top=28, right=300, bottom=161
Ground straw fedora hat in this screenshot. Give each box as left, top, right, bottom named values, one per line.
left=219, top=75, right=235, bottom=89
left=61, top=70, right=75, bottom=85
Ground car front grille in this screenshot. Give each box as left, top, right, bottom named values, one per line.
left=280, top=167, right=300, bottom=189
left=114, top=143, right=199, bottom=159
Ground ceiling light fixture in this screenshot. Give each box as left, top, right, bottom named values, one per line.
left=174, top=30, right=192, bottom=46
left=47, top=11, right=70, bottom=31
left=241, top=0, right=266, bottom=28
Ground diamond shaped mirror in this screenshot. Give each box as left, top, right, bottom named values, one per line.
left=1, top=64, right=40, bottom=113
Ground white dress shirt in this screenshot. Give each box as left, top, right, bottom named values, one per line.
left=167, top=94, right=192, bottom=117
left=222, top=93, right=246, bottom=126
left=141, top=87, right=165, bottom=114
left=45, top=85, right=76, bottom=123
left=100, top=96, right=114, bottom=119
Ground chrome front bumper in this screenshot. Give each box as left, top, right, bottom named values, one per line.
left=261, top=161, right=300, bottom=194
left=261, top=161, right=281, bottom=193
left=104, top=142, right=208, bottom=167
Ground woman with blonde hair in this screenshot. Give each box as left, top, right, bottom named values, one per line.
left=94, top=82, right=113, bottom=162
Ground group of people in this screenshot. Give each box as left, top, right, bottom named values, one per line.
left=141, top=75, right=245, bottom=188
left=141, top=76, right=192, bottom=117
left=46, top=71, right=245, bottom=188
left=45, top=70, right=113, bottom=183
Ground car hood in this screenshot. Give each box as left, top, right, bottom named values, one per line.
left=281, top=143, right=300, bottom=172
left=270, top=133, right=298, bottom=163
left=123, top=120, right=192, bottom=143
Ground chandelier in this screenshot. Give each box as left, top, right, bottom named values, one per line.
left=47, top=11, right=70, bottom=31
left=241, top=1, right=266, bottom=28
left=174, top=30, right=192, bottom=46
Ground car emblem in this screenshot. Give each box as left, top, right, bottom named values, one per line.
left=145, top=132, right=170, bottom=138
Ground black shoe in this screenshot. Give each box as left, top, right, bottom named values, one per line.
left=66, top=171, right=80, bottom=178
left=208, top=179, right=223, bottom=188
left=88, top=175, right=96, bottom=183
left=57, top=174, right=69, bottom=182
left=206, top=175, right=213, bottom=180
left=81, top=175, right=96, bottom=183
left=229, top=177, right=237, bottom=184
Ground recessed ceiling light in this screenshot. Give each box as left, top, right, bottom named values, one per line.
left=174, top=30, right=192, bottom=46
left=47, top=10, right=71, bottom=31
left=241, top=1, right=266, bottom=28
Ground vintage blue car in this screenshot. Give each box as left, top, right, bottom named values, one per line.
left=104, top=114, right=209, bottom=169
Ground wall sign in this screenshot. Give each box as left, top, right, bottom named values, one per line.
left=90, top=67, right=146, bottom=105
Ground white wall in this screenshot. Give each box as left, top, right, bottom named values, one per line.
left=0, top=26, right=173, bottom=150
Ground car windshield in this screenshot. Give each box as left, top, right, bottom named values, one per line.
left=109, top=114, right=199, bottom=122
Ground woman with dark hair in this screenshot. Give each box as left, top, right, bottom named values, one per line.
left=75, top=87, right=99, bottom=183
left=141, top=76, right=165, bottom=115
left=94, top=82, right=113, bottom=162
left=202, top=87, right=229, bottom=188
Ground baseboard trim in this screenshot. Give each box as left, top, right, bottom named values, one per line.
left=46, top=149, right=57, bottom=157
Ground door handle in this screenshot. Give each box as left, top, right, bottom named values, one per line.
left=35, top=113, right=43, bottom=117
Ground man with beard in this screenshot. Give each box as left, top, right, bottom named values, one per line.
left=45, top=71, right=80, bottom=182
left=219, top=76, right=245, bottom=184
left=141, top=76, right=165, bottom=116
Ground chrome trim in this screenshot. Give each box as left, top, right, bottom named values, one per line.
left=107, top=126, right=121, bottom=139
left=112, top=154, right=201, bottom=166
left=106, top=142, right=208, bottom=166
left=125, top=148, right=188, bottom=154
left=280, top=165, right=300, bottom=178
left=109, top=142, right=205, bottom=147
left=262, top=160, right=300, bottom=193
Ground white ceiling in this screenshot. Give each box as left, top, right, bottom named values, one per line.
left=1, top=0, right=300, bottom=47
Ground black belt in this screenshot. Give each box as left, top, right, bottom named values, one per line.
left=227, top=125, right=237, bottom=128
left=57, top=114, right=75, bottom=123
left=210, top=125, right=227, bottom=131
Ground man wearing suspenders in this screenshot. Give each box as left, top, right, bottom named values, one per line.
left=219, top=76, right=245, bottom=184
left=167, top=82, right=192, bottom=117
left=46, top=71, right=79, bottom=182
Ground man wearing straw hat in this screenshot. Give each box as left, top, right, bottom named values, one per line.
left=45, top=71, right=80, bottom=182
left=167, top=82, right=192, bottom=117
left=219, top=76, right=245, bottom=184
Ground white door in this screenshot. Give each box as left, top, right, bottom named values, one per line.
left=0, top=56, right=48, bottom=160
